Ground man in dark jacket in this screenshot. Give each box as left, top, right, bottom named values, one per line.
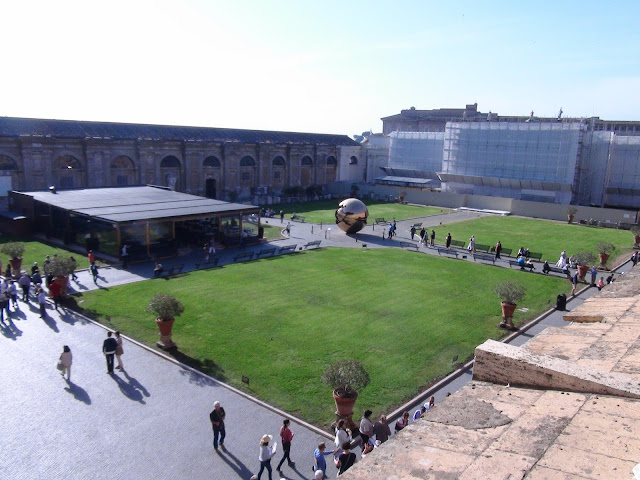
left=102, top=331, right=118, bottom=374
left=209, top=401, right=226, bottom=451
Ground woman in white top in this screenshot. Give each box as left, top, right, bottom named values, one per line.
left=358, top=410, right=375, bottom=448
left=256, top=434, right=277, bottom=480
left=59, top=345, right=72, bottom=381
left=334, top=419, right=351, bottom=451
left=115, top=331, right=124, bottom=370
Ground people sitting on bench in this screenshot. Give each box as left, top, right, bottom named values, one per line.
left=154, top=262, right=164, bottom=278
left=517, top=247, right=530, bottom=258
left=517, top=256, right=535, bottom=270
left=291, top=212, right=297, bottom=220
left=542, top=261, right=550, bottom=274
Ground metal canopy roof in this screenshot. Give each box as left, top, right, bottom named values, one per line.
left=436, top=173, right=572, bottom=192
left=0, top=116, right=359, bottom=146
left=14, top=186, right=258, bottom=223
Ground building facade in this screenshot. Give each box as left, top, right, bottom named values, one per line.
left=0, top=117, right=363, bottom=202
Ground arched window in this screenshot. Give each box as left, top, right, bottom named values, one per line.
left=272, top=156, right=286, bottom=166
left=160, top=156, right=181, bottom=168
left=54, top=155, right=82, bottom=170
left=111, top=156, right=134, bottom=169
left=301, top=156, right=313, bottom=166
left=240, top=156, right=255, bottom=167
left=203, top=156, right=221, bottom=167
left=0, top=154, right=18, bottom=170
left=326, top=156, right=337, bottom=166
left=349, top=156, right=358, bottom=165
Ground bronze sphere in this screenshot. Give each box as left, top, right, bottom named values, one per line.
left=335, top=198, right=369, bottom=234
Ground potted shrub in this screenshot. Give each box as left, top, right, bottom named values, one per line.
left=574, top=251, right=596, bottom=279
left=595, top=242, right=615, bottom=269
left=322, top=359, right=370, bottom=418
left=48, top=256, right=76, bottom=298
left=567, top=206, right=578, bottom=224
left=494, top=282, right=526, bottom=330
left=146, top=293, right=184, bottom=350
left=631, top=226, right=640, bottom=248
left=1, top=242, right=26, bottom=275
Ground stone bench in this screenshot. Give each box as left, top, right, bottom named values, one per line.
left=437, top=248, right=459, bottom=258
left=233, top=252, right=254, bottom=263
left=303, top=240, right=321, bottom=249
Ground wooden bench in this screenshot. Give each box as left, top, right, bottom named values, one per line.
left=449, top=239, right=466, bottom=248
left=375, top=218, right=388, bottom=225
left=437, top=248, right=459, bottom=258
left=256, top=248, right=277, bottom=258
left=233, top=252, right=254, bottom=263
left=195, top=256, right=219, bottom=269
left=412, top=222, right=422, bottom=228
left=509, top=260, right=534, bottom=271
left=490, top=246, right=513, bottom=257
left=303, top=240, right=321, bottom=249
left=399, top=241, right=419, bottom=250
left=279, top=245, right=297, bottom=254
left=474, top=244, right=491, bottom=253
left=473, top=253, right=496, bottom=264
left=293, top=215, right=306, bottom=223
left=543, top=265, right=571, bottom=277
left=528, top=252, right=543, bottom=261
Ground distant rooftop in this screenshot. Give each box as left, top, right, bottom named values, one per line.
left=0, top=116, right=360, bottom=146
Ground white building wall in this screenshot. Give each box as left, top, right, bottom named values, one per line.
left=388, top=131, right=444, bottom=173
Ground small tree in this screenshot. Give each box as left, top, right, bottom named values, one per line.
left=146, top=293, right=184, bottom=321
left=322, top=359, right=370, bottom=398
left=49, top=256, right=76, bottom=277
left=494, top=282, right=526, bottom=305
left=567, top=206, right=578, bottom=215
left=574, top=251, right=596, bottom=266
left=1, top=242, right=25, bottom=260
left=595, top=242, right=615, bottom=255
left=631, top=226, right=640, bottom=237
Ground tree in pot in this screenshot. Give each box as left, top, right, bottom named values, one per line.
left=566, top=206, right=578, bottom=224
left=322, top=359, right=370, bottom=430
left=631, top=226, right=640, bottom=249
left=494, top=281, right=526, bottom=330
left=1, top=242, right=25, bottom=277
left=146, top=293, right=184, bottom=350
left=48, top=256, right=76, bottom=298
left=595, top=242, right=615, bottom=270
left=574, top=251, right=596, bottom=280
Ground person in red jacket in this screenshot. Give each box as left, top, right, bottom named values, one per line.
left=48, top=280, right=61, bottom=311
left=276, top=418, right=295, bottom=472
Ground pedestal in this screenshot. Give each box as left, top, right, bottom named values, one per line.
left=157, top=334, right=176, bottom=350
left=499, top=316, right=515, bottom=330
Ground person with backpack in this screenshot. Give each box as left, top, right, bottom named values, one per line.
left=90, top=262, right=99, bottom=284
left=334, top=442, right=357, bottom=476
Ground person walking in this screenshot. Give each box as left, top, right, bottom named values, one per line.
left=49, top=279, right=61, bottom=311
left=410, top=225, right=416, bottom=240
left=495, top=241, right=502, bottom=260
left=18, top=271, right=31, bottom=303
left=88, top=250, right=95, bottom=265
left=334, top=419, right=351, bottom=452
left=37, top=286, right=47, bottom=318
left=0, top=287, right=8, bottom=322
left=419, top=227, right=426, bottom=245
left=313, top=442, right=334, bottom=479
left=589, top=266, right=598, bottom=286
left=68, top=257, right=78, bottom=281
left=468, top=235, right=476, bottom=253
left=256, top=434, right=277, bottom=480
left=115, top=331, right=124, bottom=370
left=334, top=442, right=357, bottom=476
left=153, top=262, right=163, bottom=278
left=445, top=233, right=452, bottom=249
left=102, top=331, right=118, bottom=374
left=280, top=210, right=284, bottom=223
left=358, top=410, right=374, bottom=450
left=120, top=245, right=128, bottom=269
left=373, top=415, right=391, bottom=444
left=209, top=400, right=226, bottom=451
left=276, top=418, right=295, bottom=472
left=571, top=272, right=579, bottom=296
left=430, top=229, right=435, bottom=247
left=7, top=279, right=18, bottom=309
left=90, top=262, right=99, bottom=284
left=59, top=345, right=72, bottom=381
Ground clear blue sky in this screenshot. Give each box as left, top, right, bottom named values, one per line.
left=2, top=0, right=638, bottom=136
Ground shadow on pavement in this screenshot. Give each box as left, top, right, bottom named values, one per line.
left=0, top=318, right=22, bottom=340
left=218, top=448, right=254, bottom=479
left=41, top=312, right=60, bottom=333
left=64, top=381, right=92, bottom=404
left=122, top=369, right=150, bottom=398
left=110, top=371, right=148, bottom=404
left=179, top=368, right=218, bottom=387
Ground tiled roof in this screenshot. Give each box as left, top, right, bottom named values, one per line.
left=0, top=117, right=359, bottom=146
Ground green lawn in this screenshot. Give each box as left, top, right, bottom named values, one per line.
left=261, top=224, right=285, bottom=241
left=0, top=234, right=91, bottom=272
left=433, top=216, right=635, bottom=263
left=75, top=248, right=568, bottom=428
left=268, top=199, right=449, bottom=224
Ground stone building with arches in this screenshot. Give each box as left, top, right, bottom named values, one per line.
left=0, top=117, right=363, bottom=201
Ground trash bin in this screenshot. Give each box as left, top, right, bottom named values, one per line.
left=556, top=293, right=567, bottom=311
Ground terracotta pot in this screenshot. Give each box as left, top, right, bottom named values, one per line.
left=500, top=302, right=517, bottom=318
left=567, top=214, right=574, bottom=224
left=9, top=258, right=22, bottom=276
left=598, top=253, right=610, bottom=268
left=577, top=264, right=589, bottom=279
left=333, top=390, right=358, bottom=416
left=634, top=235, right=640, bottom=247
left=156, top=318, right=175, bottom=336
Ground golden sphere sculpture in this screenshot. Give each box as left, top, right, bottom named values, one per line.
left=335, top=198, right=369, bottom=234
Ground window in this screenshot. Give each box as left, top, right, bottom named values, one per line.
left=204, top=156, right=221, bottom=167
left=240, top=156, right=255, bottom=167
